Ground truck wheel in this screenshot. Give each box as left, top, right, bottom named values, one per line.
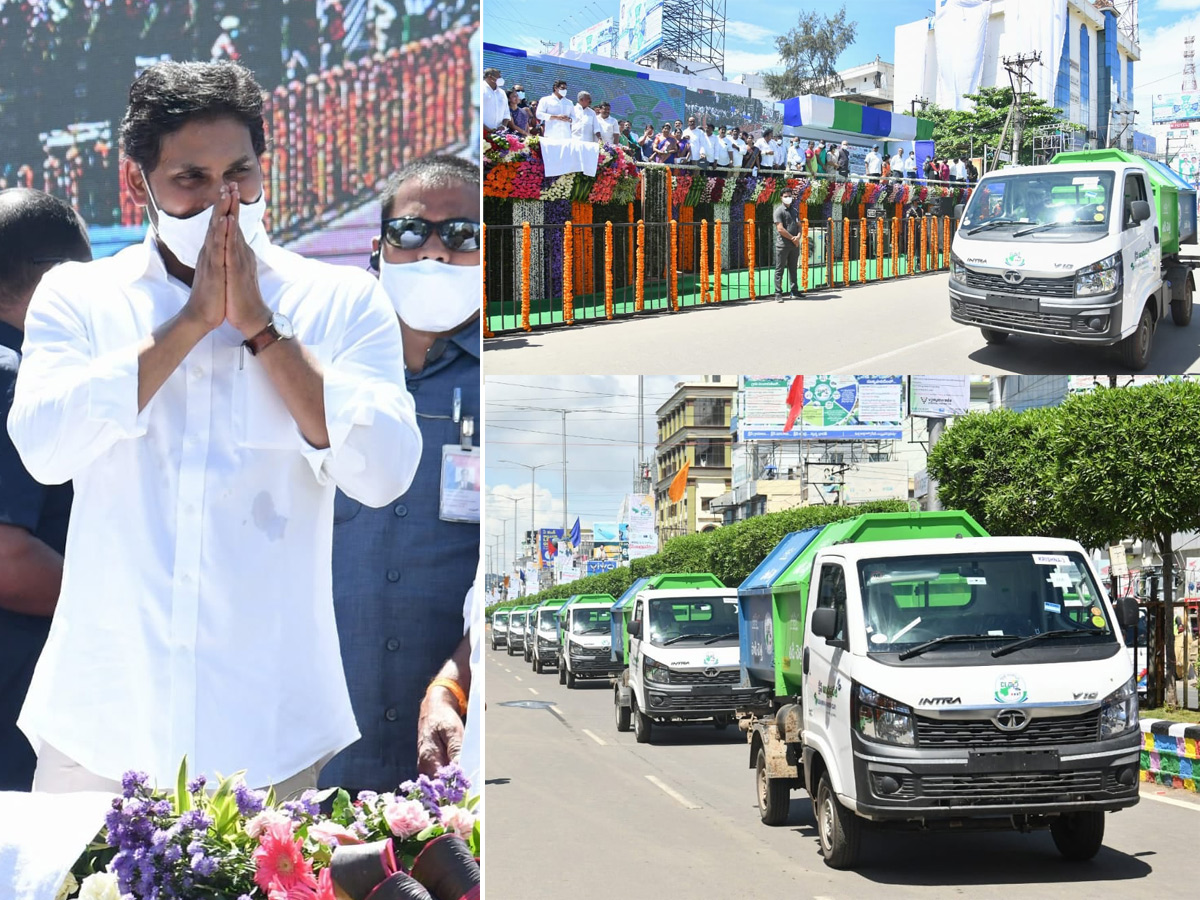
left=980, top=327, right=1009, bottom=345
left=559, top=662, right=566, bottom=685
left=815, top=772, right=861, bottom=869
left=506, top=644, right=515, bottom=656
left=615, top=688, right=631, bottom=732
left=1050, top=811, right=1105, bottom=861
left=713, top=714, right=731, bottom=730
left=566, top=670, right=577, bottom=689
left=756, top=747, right=790, bottom=826
left=633, top=697, right=653, bottom=744
left=1116, top=304, right=1153, bottom=371
left=1172, top=280, right=1193, bottom=326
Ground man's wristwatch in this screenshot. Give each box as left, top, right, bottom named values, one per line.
left=243, top=312, right=295, bottom=356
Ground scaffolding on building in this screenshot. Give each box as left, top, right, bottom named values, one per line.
left=1031, top=124, right=1075, bottom=164
left=639, top=0, right=727, bottom=77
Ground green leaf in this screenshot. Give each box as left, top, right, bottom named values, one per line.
left=331, top=789, right=353, bottom=825
left=175, top=756, right=192, bottom=815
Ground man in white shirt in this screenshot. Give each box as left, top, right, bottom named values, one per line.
left=681, top=115, right=703, bottom=163
left=771, top=134, right=785, bottom=170
left=754, top=128, right=776, bottom=170
left=786, top=137, right=804, bottom=170
left=696, top=122, right=719, bottom=170
left=595, top=101, right=619, bottom=145
left=906, top=151, right=918, bottom=179
left=865, top=145, right=882, bottom=180
left=9, top=60, right=422, bottom=795
left=572, top=91, right=602, bottom=144
left=891, top=149, right=904, bottom=177
left=481, top=67, right=508, bottom=132
left=714, top=125, right=732, bottom=169
left=537, top=79, right=599, bottom=177
left=729, top=131, right=746, bottom=169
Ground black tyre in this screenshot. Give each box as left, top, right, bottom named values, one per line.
left=525, top=646, right=532, bottom=663
left=615, top=688, right=631, bottom=732
left=713, top=714, right=731, bottom=730
left=815, top=772, right=861, bottom=869
left=566, top=670, right=577, bottom=689
left=756, top=747, right=790, bottom=826
left=633, top=697, right=653, bottom=744
left=980, top=327, right=1009, bottom=345
left=1050, top=811, right=1105, bottom=861
left=506, top=644, right=515, bottom=656
left=559, top=662, right=566, bottom=685
left=1172, top=280, right=1193, bottom=326
left=1116, top=304, right=1153, bottom=371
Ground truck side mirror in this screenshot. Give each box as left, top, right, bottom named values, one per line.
left=812, top=607, right=839, bottom=640
left=1130, top=200, right=1151, bottom=224
left=1116, top=597, right=1139, bottom=629
left=953, top=203, right=964, bottom=220
left=629, top=619, right=642, bottom=639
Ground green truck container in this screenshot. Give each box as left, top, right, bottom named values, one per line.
left=737, top=511, right=988, bottom=698
left=609, top=573, right=726, bottom=667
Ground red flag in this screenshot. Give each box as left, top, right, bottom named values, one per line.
left=784, top=376, right=804, bottom=432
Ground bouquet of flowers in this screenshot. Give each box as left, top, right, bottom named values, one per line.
left=540, top=173, right=576, bottom=202
left=482, top=163, right=517, bottom=198
left=671, top=174, right=692, bottom=208
left=807, top=178, right=830, bottom=206
left=755, top=176, right=777, bottom=205
left=510, top=158, right=545, bottom=199
left=588, top=166, right=619, bottom=203
left=60, top=761, right=480, bottom=900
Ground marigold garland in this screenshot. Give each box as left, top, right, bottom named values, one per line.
left=876, top=218, right=884, bottom=277
left=636, top=219, right=645, bottom=312
left=891, top=215, right=900, bottom=277
left=521, top=222, right=532, bottom=332
left=604, top=219, right=614, bottom=320
left=482, top=223, right=493, bottom=338
left=931, top=214, right=939, bottom=271
left=943, top=216, right=951, bottom=270
left=842, top=218, right=850, bottom=286
left=800, top=219, right=809, bottom=292
left=627, top=202, right=635, bottom=283
left=922, top=216, right=929, bottom=272
left=563, top=220, right=574, bottom=325
left=700, top=218, right=710, bottom=304
left=859, top=216, right=867, bottom=285
left=907, top=217, right=915, bottom=275
left=714, top=220, right=722, bottom=303
left=670, top=219, right=679, bottom=310
left=745, top=221, right=755, bottom=301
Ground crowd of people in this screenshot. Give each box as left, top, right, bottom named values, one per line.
left=0, top=59, right=481, bottom=803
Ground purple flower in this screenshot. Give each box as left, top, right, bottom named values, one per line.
left=191, top=852, right=217, bottom=877
left=121, top=770, right=149, bottom=798
left=179, top=810, right=212, bottom=832
left=186, top=775, right=206, bottom=794
left=234, top=782, right=266, bottom=817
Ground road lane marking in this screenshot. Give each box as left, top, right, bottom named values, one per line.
left=582, top=729, right=607, bottom=746
left=645, top=775, right=701, bottom=809
left=515, top=675, right=522, bottom=681
left=1140, top=789, right=1200, bottom=812
left=529, top=688, right=539, bottom=695
left=838, top=327, right=965, bottom=369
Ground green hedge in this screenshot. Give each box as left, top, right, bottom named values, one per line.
left=486, top=499, right=909, bottom=614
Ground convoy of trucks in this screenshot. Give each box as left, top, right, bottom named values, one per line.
left=489, top=511, right=1141, bottom=869
left=490, top=608, right=509, bottom=651
left=950, top=149, right=1196, bottom=369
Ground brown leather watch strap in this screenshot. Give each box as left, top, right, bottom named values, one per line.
left=243, top=320, right=279, bottom=356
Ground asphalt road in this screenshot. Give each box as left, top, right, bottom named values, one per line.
left=483, top=274, right=1200, bottom=375
left=486, top=639, right=1200, bottom=900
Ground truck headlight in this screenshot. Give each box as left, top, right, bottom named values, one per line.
left=853, top=683, right=915, bottom=747
left=644, top=660, right=671, bottom=684
left=1100, top=676, right=1138, bottom=738
left=1075, top=251, right=1122, bottom=297
left=950, top=253, right=968, bottom=283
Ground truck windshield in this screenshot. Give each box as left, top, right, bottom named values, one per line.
left=960, top=171, right=1115, bottom=241
left=857, top=551, right=1117, bottom=655
left=537, top=610, right=557, bottom=629
left=495, top=613, right=508, bottom=627
left=647, top=597, right=739, bottom=646
left=511, top=613, right=526, bottom=628
left=571, top=609, right=611, bottom=634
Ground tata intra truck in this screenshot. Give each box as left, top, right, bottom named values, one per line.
left=490, top=608, right=509, bottom=651
left=555, top=594, right=619, bottom=687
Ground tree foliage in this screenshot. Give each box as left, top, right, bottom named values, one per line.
left=921, top=86, right=1080, bottom=164
left=486, top=499, right=908, bottom=613
left=762, top=6, right=858, bottom=102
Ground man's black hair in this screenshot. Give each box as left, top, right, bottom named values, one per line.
left=0, top=188, right=91, bottom=309
left=553, top=78, right=567, bottom=89
left=120, top=61, right=268, bottom=173
left=380, top=155, right=480, bottom=222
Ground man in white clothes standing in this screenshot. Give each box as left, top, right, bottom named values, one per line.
left=905, top=150, right=918, bottom=180
left=481, top=67, right=509, bottom=132
left=595, top=101, right=619, bottom=145
left=890, top=148, right=904, bottom=178
left=715, top=125, right=732, bottom=170
left=572, top=91, right=602, bottom=144
left=537, top=79, right=599, bottom=177
left=681, top=115, right=703, bottom=164
left=865, top=145, right=882, bottom=181
left=729, top=130, right=747, bottom=170
left=755, top=128, right=776, bottom=170
left=696, top=122, right=719, bottom=170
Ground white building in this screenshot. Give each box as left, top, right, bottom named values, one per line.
left=894, top=0, right=1140, bottom=151
left=730, top=73, right=778, bottom=105
left=829, top=57, right=895, bottom=111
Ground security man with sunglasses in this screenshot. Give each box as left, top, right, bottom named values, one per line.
left=320, top=154, right=481, bottom=793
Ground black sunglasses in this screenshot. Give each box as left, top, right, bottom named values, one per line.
left=382, top=216, right=481, bottom=252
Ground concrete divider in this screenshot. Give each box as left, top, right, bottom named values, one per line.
left=1141, top=718, right=1200, bottom=792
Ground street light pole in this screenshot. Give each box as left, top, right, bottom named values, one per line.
left=500, top=461, right=552, bottom=564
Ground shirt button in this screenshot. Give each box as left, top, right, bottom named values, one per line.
left=384, top=708, right=398, bottom=721
left=181, top=573, right=192, bottom=584
left=190, top=366, right=204, bottom=380
left=393, top=503, right=408, bottom=517
left=408, top=383, right=420, bottom=393
left=386, top=638, right=400, bottom=651
left=386, top=569, right=400, bottom=583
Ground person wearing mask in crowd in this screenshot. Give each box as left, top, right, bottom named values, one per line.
left=965, top=157, right=978, bottom=184
left=824, top=142, right=840, bottom=176
left=9, top=60, right=422, bottom=794
left=835, top=140, right=850, bottom=178
left=617, top=120, right=639, bottom=157
left=905, top=150, right=917, bottom=180
left=715, top=125, right=732, bottom=170
left=695, top=122, right=718, bottom=170
left=955, top=157, right=968, bottom=183
left=804, top=140, right=818, bottom=176
left=0, top=189, right=92, bottom=791
left=786, top=137, right=804, bottom=171
left=865, top=144, right=882, bottom=181
left=939, top=157, right=951, bottom=184
left=729, top=130, right=747, bottom=170
left=890, top=148, right=904, bottom=178
left=754, top=128, right=775, bottom=171
left=572, top=91, right=601, bottom=144
left=481, top=67, right=508, bottom=132
left=769, top=132, right=784, bottom=170
left=924, top=157, right=936, bottom=181
left=653, top=123, right=677, bottom=164
left=536, top=80, right=573, bottom=141
left=595, top=101, right=619, bottom=145
left=681, top=116, right=703, bottom=164
left=507, top=90, right=530, bottom=136
left=773, top=186, right=801, bottom=302
left=536, top=80, right=596, bottom=176
left=512, top=83, right=528, bottom=107
left=638, top=124, right=656, bottom=161
left=322, top=155, right=480, bottom=794
left=674, top=127, right=691, bottom=167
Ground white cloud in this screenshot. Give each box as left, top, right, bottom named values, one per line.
left=1152, top=0, right=1200, bottom=10
left=723, top=49, right=785, bottom=80
left=1133, top=12, right=1200, bottom=133
left=725, top=20, right=777, bottom=44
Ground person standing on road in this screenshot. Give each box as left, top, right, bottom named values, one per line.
left=773, top=187, right=801, bottom=302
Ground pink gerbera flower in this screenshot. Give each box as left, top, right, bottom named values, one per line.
left=254, top=821, right=318, bottom=894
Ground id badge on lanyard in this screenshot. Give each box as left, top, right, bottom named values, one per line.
left=440, top=411, right=479, bottom=523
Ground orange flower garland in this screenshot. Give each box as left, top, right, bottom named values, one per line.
left=482, top=223, right=492, bottom=338
left=679, top=207, right=695, bottom=271
left=635, top=219, right=645, bottom=312
left=521, top=222, right=532, bottom=332
left=943, top=216, right=951, bottom=269
left=563, top=221, right=574, bottom=325
left=922, top=216, right=929, bottom=272
left=931, top=214, right=939, bottom=271
left=859, top=217, right=867, bottom=284
left=745, top=221, right=755, bottom=301
left=604, top=220, right=614, bottom=319
left=627, top=202, right=635, bottom=283
left=907, top=217, right=915, bottom=275
left=876, top=219, right=884, bottom=277
left=800, top=219, right=809, bottom=291
left=670, top=220, right=679, bottom=311
left=891, top=215, right=900, bottom=278
left=700, top=219, right=709, bottom=303
left=714, top=220, right=722, bottom=303
left=842, top=218, right=849, bottom=286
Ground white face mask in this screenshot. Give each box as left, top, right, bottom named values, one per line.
left=556, top=88, right=566, bottom=97
left=379, top=258, right=481, bottom=333
left=142, top=169, right=265, bottom=268
left=782, top=197, right=793, bottom=206
left=495, top=77, right=505, bottom=87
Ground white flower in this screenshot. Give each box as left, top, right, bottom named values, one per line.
left=77, top=872, right=121, bottom=900
left=245, top=808, right=293, bottom=840
left=54, top=872, right=78, bottom=900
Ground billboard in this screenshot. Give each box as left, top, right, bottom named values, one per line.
left=909, top=376, right=971, bottom=417
left=623, top=493, right=655, bottom=533
left=586, top=559, right=619, bottom=576
left=1152, top=93, right=1200, bottom=125
left=738, top=376, right=906, bottom=441
left=539, top=528, right=563, bottom=567
left=617, top=0, right=664, bottom=62
left=841, top=464, right=910, bottom=504
left=570, top=18, right=616, bottom=56
left=591, top=522, right=626, bottom=562
left=1131, top=131, right=1157, bottom=156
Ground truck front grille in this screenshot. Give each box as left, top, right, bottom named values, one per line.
left=963, top=271, right=1076, bottom=297
left=919, top=770, right=1107, bottom=805
left=669, top=669, right=740, bottom=685
left=915, top=710, right=1100, bottom=748
left=957, top=302, right=1076, bottom=334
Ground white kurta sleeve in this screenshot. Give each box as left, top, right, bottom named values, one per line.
left=8, top=269, right=151, bottom=485
left=302, top=278, right=422, bottom=507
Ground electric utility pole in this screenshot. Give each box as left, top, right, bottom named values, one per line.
left=1000, top=52, right=1041, bottom=165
